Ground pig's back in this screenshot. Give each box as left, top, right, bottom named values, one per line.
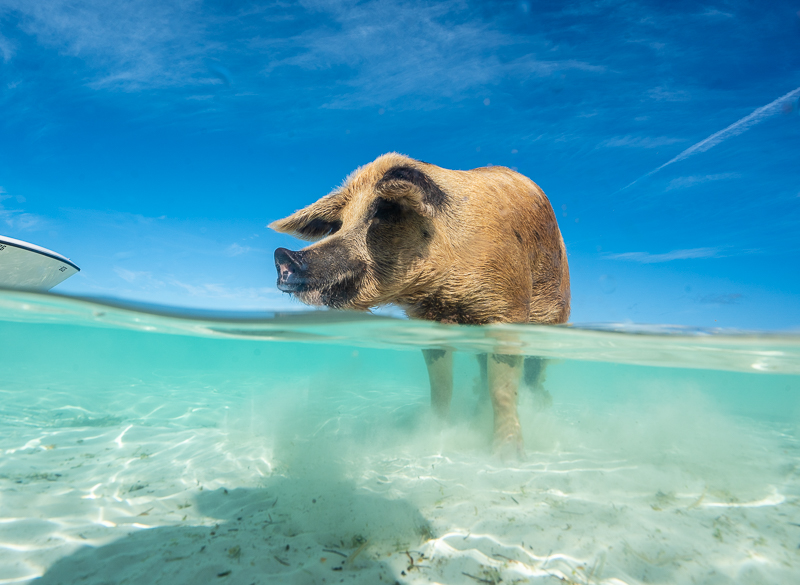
left=435, top=165, right=571, bottom=324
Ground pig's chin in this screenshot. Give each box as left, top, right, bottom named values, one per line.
left=291, top=289, right=325, bottom=307
left=286, top=274, right=366, bottom=310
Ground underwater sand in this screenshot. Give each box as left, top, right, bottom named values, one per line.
left=0, top=291, right=799, bottom=584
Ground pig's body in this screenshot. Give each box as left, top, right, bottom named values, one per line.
left=386, top=161, right=570, bottom=325
left=271, top=153, right=570, bottom=456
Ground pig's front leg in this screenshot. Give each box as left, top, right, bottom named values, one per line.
left=422, top=349, right=453, bottom=419
left=488, top=353, right=525, bottom=459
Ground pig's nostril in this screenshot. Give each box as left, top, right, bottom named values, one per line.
left=274, top=247, right=304, bottom=270
left=274, top=248, right=306, bottom=292
left=274, top=247, right=292, bottom=267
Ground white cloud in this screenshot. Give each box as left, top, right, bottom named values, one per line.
left=0, top=211, right=42, bottom=230
left=51, top=208, right=291, bottom=309
left=601, top=135, right=684, bottom=149
left=112, top=268, right=285, bottom=307
left=93, top=272, right=290, bottom=310
left=114, top=267, right=163, bottom=286
left=701, top=8, right=734, bottom=19
left=0, top=0, right=215, bottom=90
left=0, top=32, right=14, bottom=62
left=0, top=190, right=45, bottom=231
left=1, top=0, right=604, bottom=106
left=646, top=86, right=691, bottom=102
left=656, top=86, right=800, bottom=165
left=262, top=0, right=604, bottom=107
left=623, top=85, right=800, bottom=189
left=665, top=173, right=740, bottom=190
left=168, top=279, right=278, bottom=303
left=604, top=247, right=722, bottom=263
left=225, top=243, right=253, bottom=256
left=699, top=293, right=742, bottom=305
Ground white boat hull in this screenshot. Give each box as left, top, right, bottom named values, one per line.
left=0, top=235, right=80, bottom=291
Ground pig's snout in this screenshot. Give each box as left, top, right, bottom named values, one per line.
left=274, top=247, right=307, bottom=292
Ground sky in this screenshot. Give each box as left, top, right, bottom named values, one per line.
left=0, top=0, right=798, bottom=330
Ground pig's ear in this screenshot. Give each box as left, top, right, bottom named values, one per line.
left=269, top=194, right=345, bottom=241
left=375, top=166, right=448, bottom=217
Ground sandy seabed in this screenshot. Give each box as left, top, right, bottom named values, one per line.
left=1, top=380, right=799, bottom=585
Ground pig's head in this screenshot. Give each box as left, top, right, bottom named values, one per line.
left=269, top=155, right=449, bottom=310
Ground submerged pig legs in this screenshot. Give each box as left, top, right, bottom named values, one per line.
left=422, top=349, right=453, bottom=419
left=424, top=349, right=525, bottom=459
left=488, top=353, right=525, bottom=459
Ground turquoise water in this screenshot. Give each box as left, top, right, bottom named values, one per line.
left=1, top=290, right=799, bottom=585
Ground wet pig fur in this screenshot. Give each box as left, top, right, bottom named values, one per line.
left=271, top=153, right=570, bottom=456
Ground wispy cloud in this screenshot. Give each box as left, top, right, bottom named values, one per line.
left=225, top=243, right=255, bottom=256
left=601, top=135, right=684, bottom=149
left=264, top=0, right=604, bottom=108
left=51, top=207, right=289, bottom=309
left=114, top=267, right=163, bottom=286
left=604, top=247, right=723, bottom=263
left=115, top=265, right=275, bottom=301
left=646, top=86, right=691, bottom=102
left=1, top=0, right=217, bottom=90
left=701, top=8, right=734, bottom=19
left=0, top=31, right=14, bottom=62
left=665, top=173, right=740, bottom=190
left=0, top=188, right=45, bottom=231
left=168, top=279, right=278, bottom=303
left=699, top=293, right=742, bottom=305
left=623, top=86, right=800, bottom=190
left=109, top=267, right=286, bottom=308
left=0, top=0, right=605, bottom=112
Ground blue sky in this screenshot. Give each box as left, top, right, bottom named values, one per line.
left=0, top=0, right=798, bottom=329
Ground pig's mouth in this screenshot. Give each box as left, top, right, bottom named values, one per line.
left=276, top=277, right=305, bottom=293
left=279, top=272, right=366, bottom=309
left=274, top=247, right=366, bottom=308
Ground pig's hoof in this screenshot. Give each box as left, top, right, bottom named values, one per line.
left=493, top=432, right=526, bottom=462
left=530, top=388, right=553, bottom=409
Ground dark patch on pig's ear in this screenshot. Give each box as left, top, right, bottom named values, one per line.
left=293, top=218, right=342, bottom=239
left=376, top=166, right=448, bottom=216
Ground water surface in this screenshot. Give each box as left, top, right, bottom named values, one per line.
left=1, top=290, right=798, bottom=584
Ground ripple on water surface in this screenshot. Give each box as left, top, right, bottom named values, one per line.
left=0, top=290, right=799, bottom=584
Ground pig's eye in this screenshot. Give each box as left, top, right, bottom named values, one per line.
left=372, top=198, right=405, bottom=224
left=300, top=218, right=341, bottom=238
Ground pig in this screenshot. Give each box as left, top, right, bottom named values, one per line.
left=270, top=153, right=570, bottom=457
